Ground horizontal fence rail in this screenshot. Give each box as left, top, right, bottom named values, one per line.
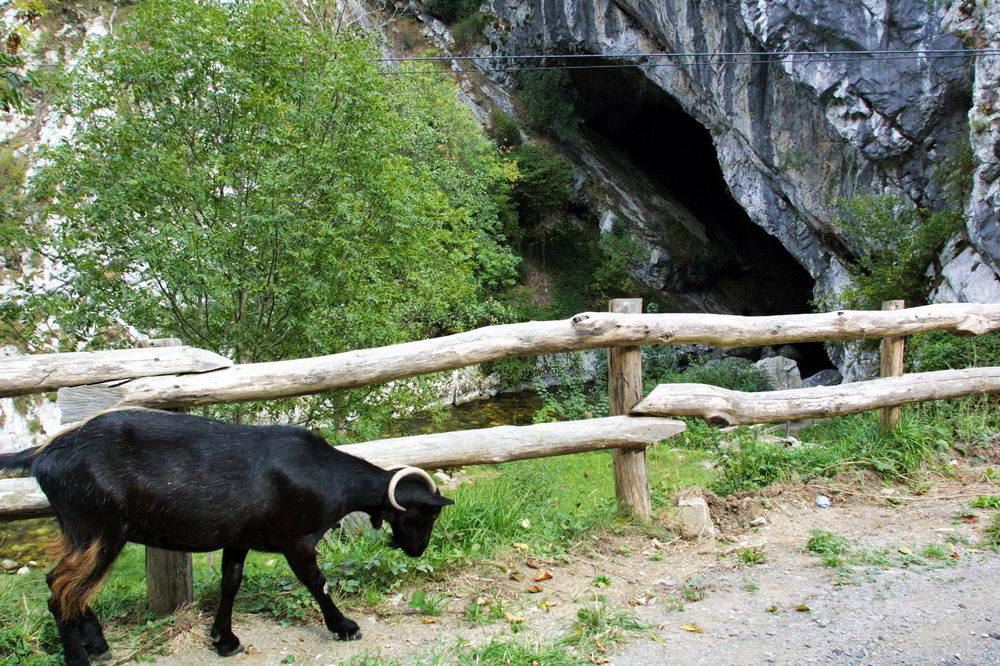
left=0, top=415, right=686, bottom=522
left=9, top=303, right=997, bottom=411
left=632, top=367, right=1000, bottom=427
left=0, top=346, right=233, bottom=398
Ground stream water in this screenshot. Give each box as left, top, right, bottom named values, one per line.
left=0, top=391, right=544, bottom=566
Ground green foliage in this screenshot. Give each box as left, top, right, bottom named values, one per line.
left=820, top=195, right=962, bottom=310
left=664, top=357, right=772, bottom=393
left=423, top=0, right=480, bottom=23
left=15, top=0, right=519, bottom=433
left=936, top=132, right=976, bottom=205
left=709, top=397, right=1000, bottom=495
left=407, top=589, right=449, bottom=616
left=520, top=69, right=579, bottom=140
left=589, top=233, right=646, bottom=302
left=908, top=331, right=1000, bottom=372
left=1, top=1, right=46, bottom=113
left=451, top=11, right=491, bottom=49
left=511, top=142, right=574, bottom=228
left=489, top=107, right=522, bottom=150
left=970, top=495, right=1000, bottom=509
left=736, top=546, right=768, bottom=565
left=561, top=599, right=648, bottom=654
left=481, top=355, right=536, bottom=389
left=983, top=514, right=1000, bottom=552
left=458, top=638, right=578, bottom=665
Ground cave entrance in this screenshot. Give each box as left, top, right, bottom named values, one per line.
left=565, top=62, right=831, bottom=374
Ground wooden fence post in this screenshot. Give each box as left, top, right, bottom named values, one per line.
left=140, top=337, right=195, bottom=616
left=879, top=300, right=906, bottom=433
left=607, top=298, right=651, bottom=519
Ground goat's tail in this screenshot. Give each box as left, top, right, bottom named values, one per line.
left=0, top=446, right=41, bottom=474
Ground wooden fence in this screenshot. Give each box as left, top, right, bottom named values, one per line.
left=2, top=300, right=999, bottom=613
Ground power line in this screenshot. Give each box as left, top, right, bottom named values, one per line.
left=375, top=48, right=1000, bottom=63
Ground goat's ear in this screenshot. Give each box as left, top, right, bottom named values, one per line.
left=369, top=512, right=384, bottom=529
left=421, top=494, right=454, bottom=508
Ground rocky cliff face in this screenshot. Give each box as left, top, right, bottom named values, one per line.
left=409, top=0, right=1000, bottom=377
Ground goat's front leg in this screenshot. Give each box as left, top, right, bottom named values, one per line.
left=210, top=547, right=248, bottom=656
left=284, top=545, right=361, bottom=641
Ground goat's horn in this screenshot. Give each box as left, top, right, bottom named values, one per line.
left=386, top=466, right=438, bottom=512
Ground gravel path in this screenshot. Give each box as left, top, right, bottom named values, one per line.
left=151, top=480, right=1000, bottom=666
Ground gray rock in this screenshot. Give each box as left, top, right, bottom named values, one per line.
left=815, top=495, right=832, bottom=509
left=802, top=369, right=843, bottom=388
left=0, top=559, right=18, bottom=572
left=777, top=345, right=801, bottom=362
left=677, top=495, right=716, bottom=540
left=754, top=356, right=802, bottom=390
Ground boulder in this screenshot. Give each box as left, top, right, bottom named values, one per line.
left=802, top=369, right=843, bottom=388
left=677, top=496, right=716, bottom=540
left=754, top=356, right=802, bottom=390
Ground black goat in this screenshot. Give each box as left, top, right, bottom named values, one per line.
left=0, top=408, right=453, bottom=666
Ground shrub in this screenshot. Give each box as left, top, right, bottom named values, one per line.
left=668, top=357, right=773, bottom=393
left=511, top=142, right=574, bottom=227
left=588, top=233, right=646, bottom=302
left=819, top=195, right=962, bottom=310
left=520, top=69, right=579, bottom=140
left=908, top=331, right=1000, bottom=372
left=451, top=11, right=491, bottom=49
left=423, top=0, right=480, bottom=23
left=490, top=106, right=522, bottom=150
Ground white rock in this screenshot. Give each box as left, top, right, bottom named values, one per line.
left=16, top=566, right=31, bottom=575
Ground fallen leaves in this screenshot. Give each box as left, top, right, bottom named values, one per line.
left=526, top=585, right=544, bottom=593
left=504, top=612, right=524, bottom=624
left=679, top=623, right=704, bottom=633
left=794, top=604, right=811, bottom=612
left=525, top=558, right=544, bottom=569
left=533, top=571, right=553, bottom=582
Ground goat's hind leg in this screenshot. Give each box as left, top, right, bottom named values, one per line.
left=79, top=606, right=113, bottom=662
left=47, top=534, right=125, bottom=666
left=210, top=547, right=248, bottom=657
left=284, top=545, right=361, bottom=641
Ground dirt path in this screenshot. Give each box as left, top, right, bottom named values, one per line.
left=150, top=479, right=1000, bottom=666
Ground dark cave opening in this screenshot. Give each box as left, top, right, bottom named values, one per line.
left=564, top=62, right=832, bottom=374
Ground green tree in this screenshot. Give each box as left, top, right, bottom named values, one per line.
left=1, top=0, right=45, bottom=112
left=821, top=195, right=961, bottom=310
left=15, top=0, right=518, bottom=434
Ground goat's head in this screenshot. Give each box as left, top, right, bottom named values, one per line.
left=372, top=466, right=453, bottom=557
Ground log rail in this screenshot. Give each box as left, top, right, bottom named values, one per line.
left=1, top=303, right=995, bottom=410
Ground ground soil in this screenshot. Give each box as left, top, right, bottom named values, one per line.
left=149, top=475, right=1000, bottom=666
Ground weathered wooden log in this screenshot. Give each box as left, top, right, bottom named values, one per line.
left=0, top=346, right=232, bottom=398
left=48, top=303, right=1000, bottom=410
left=878, top=300, right=906, bottom=433
left=631, top=367, right=1000, bottom=427
left=0, top=477, right=52, bottom=520
left=607, top=298, right=651, bottom=519
left=0, top=415, right=686, bottom=521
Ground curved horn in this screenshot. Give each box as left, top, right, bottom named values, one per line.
left=386, top=466, right=438, bottom=512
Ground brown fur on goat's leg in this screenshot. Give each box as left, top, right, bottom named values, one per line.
left=47, top=535, right=124, bottom=665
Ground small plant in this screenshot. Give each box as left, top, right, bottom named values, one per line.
left=462, top=594, right=505, bottom=625
left=741, top=578, right=759, bottom=593
left=970, top=495, right=1000, bottom=509
left=805, top=529, right=852, bottom=568
left=737, top=546, right=768, bottom=566
left=920, top=543, right=950, bottom=560
left=561, top=600, right=648, bottom=654
left=408, top=589, right=449, bottom=616
left=592, top=575, right=611, bottom=589
left=983, top=514, right=1000, bottom=552
left=682, top=578, right=709, bottom=602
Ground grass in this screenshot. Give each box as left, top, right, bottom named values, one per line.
left=709, top=397, right=1000, bottom=495
left=560, top=598, right=649, bottom=655
left=983, top=514, right=1000, bottom=551
left=805, top=529, right=959, bottom=576
left=736, top=546, right=768, bottom=565
left=970, top=495, right=1000, bottom=509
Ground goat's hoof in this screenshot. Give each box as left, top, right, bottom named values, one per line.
left=90, top=651, right=114, bottom=663
left=332, top=618, right=361, bottom=641
left=214, top=641, right=244, bottom=657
